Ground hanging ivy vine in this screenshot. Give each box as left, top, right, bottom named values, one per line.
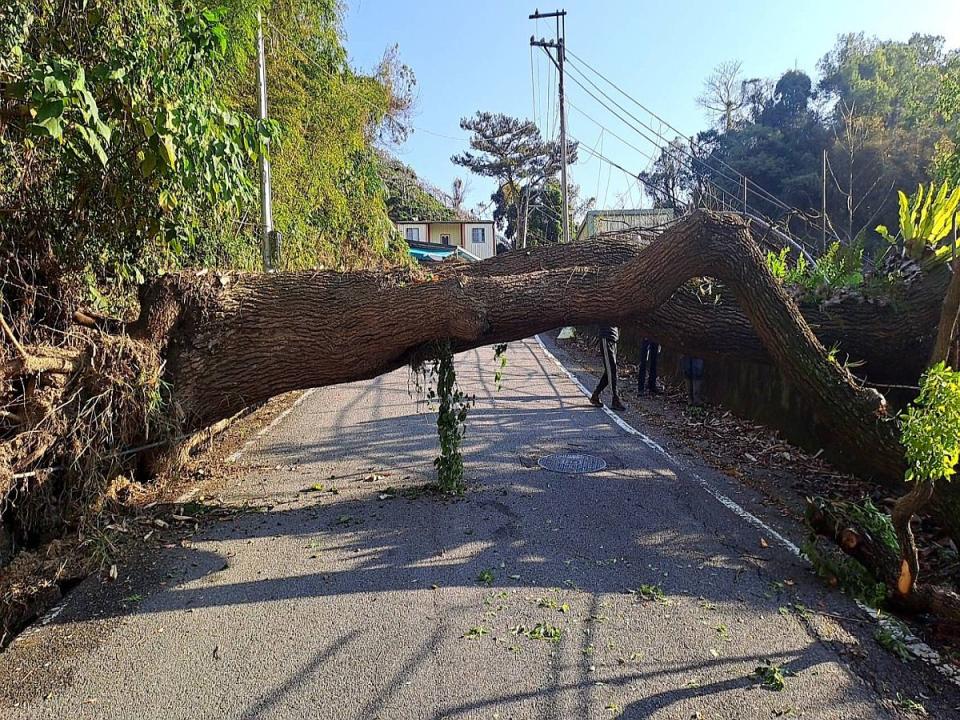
left=410, top=340, right=474, bottom=494
left=493, top=343, right=508, bottom=390
left=407, top=342, right=509, bottom=494
left=431, top=342, right=474, bottom=493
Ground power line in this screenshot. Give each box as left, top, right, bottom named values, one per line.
left=567, top=99, right=657, bottom=165
left=594, top=128, right=604, bottom=203
left=564, top=59, right=756, bottom=209
left=412, top=126, right=467, bottom=142
left=530, top=44, right=538, bottom=127
left=566, top=54, right=815, bottom=235
left=564, top=58, right=819, bottom=255
left=565, top=66, right=731, bottom=209
left=564, top=47, right=798, bottom=216
left=570, top=134, right=662, bottom=198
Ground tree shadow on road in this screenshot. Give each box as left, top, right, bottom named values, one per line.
left=6, top=341, right=917, bottom=718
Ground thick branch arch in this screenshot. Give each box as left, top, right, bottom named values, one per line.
left=133, top=212, right=903, bottom=482
left=9, top=210, right=958, bottom=540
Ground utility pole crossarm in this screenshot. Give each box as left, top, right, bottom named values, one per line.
left=530, top=40, right=562, bottom=71
left=528, top=9, right=567, bottom=19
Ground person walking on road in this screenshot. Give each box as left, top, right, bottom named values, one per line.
left=590, top=326, right=626, bottom=411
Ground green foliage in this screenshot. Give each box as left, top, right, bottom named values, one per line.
left=900, top=362, right=960, bottom=484
left=894, top=693, right=928, bottom=716
left=875, top=622, right=912, bottom=662
left=454, top=112, right=574, bottom=246
left=935, top=62, right=960, bottom=185
left=675, top=36, right=960, bottom=248
left=235, top=1, right=411, bottom=271
left=631, top=583, right=667, bottom=604
left=1, top=0, right=273, bottom=299
left=753, top=660, right=791, bottom=691
left=764, top=242, right=862, bottom=299
left=819, top=34, right=953, bottom=131
left=493, top=343, right=508, bottom=390
left=876, top=182, right=960, bottom=262
left=492, top=180, right=568, bottom=247
left=511, top=622, right=562, bottom=643
left=379, top=152, right=458, bottom=222
left=765, top=247, right=809, bottom=286
left=807, top=241, right=864, bottom=295
left=1, top=0, right=411, bottom=319
left=840, top=497, right=899, bottom=555
left=801, top=537, right=888, bottom=608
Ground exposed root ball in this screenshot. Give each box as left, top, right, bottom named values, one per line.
left=1, top=334, right=171, bottom=543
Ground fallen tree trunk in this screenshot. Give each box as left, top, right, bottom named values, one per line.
left=444, top=227, right=949, bottom=386
left=133, top=211, right=903, bottom=475
left=3, top=210, right=953, bottom=541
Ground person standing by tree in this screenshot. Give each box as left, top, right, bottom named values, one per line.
left=590, top=326, right=626, bottom=411
left=637, top=339, right=661, bottom=395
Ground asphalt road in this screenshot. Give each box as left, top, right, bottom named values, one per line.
left=1, top=337, right=910, bottom=719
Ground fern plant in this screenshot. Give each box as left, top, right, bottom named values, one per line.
left=876, top=182, right=960, bottom=262
left=765, top=243, right=860, bottom=299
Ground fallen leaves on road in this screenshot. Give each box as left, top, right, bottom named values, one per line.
left=462, top=626, right=489, bottom=640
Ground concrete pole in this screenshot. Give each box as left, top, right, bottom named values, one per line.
left=256, top=10, right=274, bottom=271
left=558, top=36, right=570, bottom=244
left=822, top=148, right=827, bottom=251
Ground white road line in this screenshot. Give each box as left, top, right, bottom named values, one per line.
left=534, top=335, right=803, bottom=556
left=534, top=334, right=960, bottom=686
left=225, top=388, right=318, bottom=464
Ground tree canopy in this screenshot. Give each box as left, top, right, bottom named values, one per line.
left=453, top=111, right=577, bottom=248
left=0, top=0, right=413, bottom=325
left=643, top=34, right=960, bottom=249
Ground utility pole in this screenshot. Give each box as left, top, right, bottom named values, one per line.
left=530, top=9, right=570, bottom=244
left=821, top=148, right=827, bottom=251
left=256, top=10, right=275, bottom=271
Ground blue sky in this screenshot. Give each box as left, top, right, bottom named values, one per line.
left=344, top=0, right=960, bottom=216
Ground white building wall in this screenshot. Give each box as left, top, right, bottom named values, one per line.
left=462, top=222, right=495, bottom=260
left=396, top=222, right=428, bottom=244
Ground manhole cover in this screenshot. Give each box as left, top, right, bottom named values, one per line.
left=537, top=453, right=607, bottom=474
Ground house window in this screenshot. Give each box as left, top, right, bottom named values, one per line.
left=471, top=227, right=486, bottom=243
left=440, top=233, right=450, bottom=246
left=405, top=227, right=420, bottom=242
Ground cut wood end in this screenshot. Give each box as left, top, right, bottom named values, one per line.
left=897, top=559, right=913, bottom=596
left=840, top=528, right=860, bottom=551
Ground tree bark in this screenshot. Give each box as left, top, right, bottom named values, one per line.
left=8, top=210, right=957, bottom=541
left=439, top=227, right=949, bottom=387
left=133, top=212, right=904, bottom=483
left=930, top=260, right=960, bottom=368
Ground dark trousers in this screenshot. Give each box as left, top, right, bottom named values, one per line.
left=638, top=340, right=659, bottom=391
left=683, top=356, right=704, bottom=405
left=594, top=339, right=620, bottom=400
